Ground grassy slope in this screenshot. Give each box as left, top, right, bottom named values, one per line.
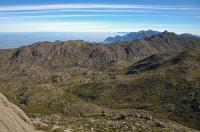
left=69, top=47, right=200, bottom=129
left=0, top=47, right=200, bottom=131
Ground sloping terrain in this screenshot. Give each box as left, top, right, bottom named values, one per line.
left=0, top=32, right=200, bottom=131
left=0, top=93, right=35, bottom=132
left=5, top=32, right=200, bottom=71
left=66, top=47, right=200, bottom=130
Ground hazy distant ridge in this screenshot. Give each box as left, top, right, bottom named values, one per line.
left=103, top=30, right=200, bottom=44
left=103, top=30, right=161, bottom=43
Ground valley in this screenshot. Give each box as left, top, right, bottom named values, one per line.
left=0, top=31, right=200, bottom=131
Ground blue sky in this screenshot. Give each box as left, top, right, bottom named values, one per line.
left=0, top=0, right=200, bottom=34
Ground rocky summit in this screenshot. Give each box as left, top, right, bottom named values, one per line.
left=0, top=31, right=200, bottom=131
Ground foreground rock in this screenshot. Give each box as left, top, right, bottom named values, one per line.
left=0, top=93, right=35, bottom=132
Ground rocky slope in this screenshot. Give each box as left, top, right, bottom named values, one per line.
left=0, top=93, right=35, bottom=132
left=0, top=31, right=200, bottom=131
left=103, top=30, right=161, bottom=44
left=6, top=31, right=200, bottom=69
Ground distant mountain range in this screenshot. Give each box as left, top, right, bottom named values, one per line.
left=103, top=30, right=161, bottom=44
left=103, top=30, right=199, bottom=44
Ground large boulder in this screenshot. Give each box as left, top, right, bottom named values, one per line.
left=0, top=93, right=35, bottom=132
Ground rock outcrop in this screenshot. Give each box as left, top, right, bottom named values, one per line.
left=0, top=93, right=35, bottom=132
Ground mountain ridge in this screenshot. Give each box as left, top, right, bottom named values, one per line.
left=103, top=30, right=199, bottom=44
left=8, top=31, right=200, bottom=68
left=103, top=30, right=161, bottom=44
left=1, top=31, right=200, bottom=131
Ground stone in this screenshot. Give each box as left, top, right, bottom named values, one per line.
left=0, top=93, right=35, bottom=132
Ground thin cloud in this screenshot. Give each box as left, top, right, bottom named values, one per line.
left=0, top=4, right=199, bottom=34
left=0, top=9, right=200, bottom=15
left=0, top=14, right=185, bottom=20
left=0, top=4, right=199, bottom=12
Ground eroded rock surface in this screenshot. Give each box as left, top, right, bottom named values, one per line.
left=0, top=93, right=35, bottom=132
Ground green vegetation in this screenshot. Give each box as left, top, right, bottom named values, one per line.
left=0, top=33, right=200, bottom=131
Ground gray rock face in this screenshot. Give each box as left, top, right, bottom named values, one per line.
left=0, top=93, right=35, bottom=132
